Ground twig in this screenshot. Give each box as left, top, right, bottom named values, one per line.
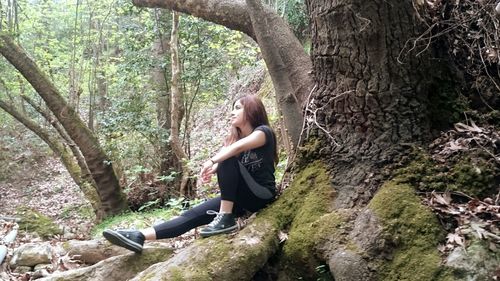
left=0, top=216, right=20, bottom=222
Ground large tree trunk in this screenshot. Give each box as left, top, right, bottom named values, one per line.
left=132, top=0, right=312, bottom=147
left=0, top=33, right=128, bottom=218
left=307, top=0, right=433, bottom=208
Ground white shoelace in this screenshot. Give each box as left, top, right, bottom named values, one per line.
left=206, top=210, right=224, bottom=227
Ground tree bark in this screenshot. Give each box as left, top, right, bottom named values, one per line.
left=150, top=10, right=181, bottom=181
left=169, top=12, right=193, bottom=197
left=133, top=0, right=255, bottom=39
left=245, top=0, right=306, bottom=147
left=124, top=1, right=451, bottom=280
left=0, top=33, right=128, bottom=218
left=132, top=0, right=313, bottom=147
left=306, top=0, right=433, bottom=208
left=0, top=99, right=103, bottom=217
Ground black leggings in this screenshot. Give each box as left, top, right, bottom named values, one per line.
left=153, top=157, right=274, bottom=239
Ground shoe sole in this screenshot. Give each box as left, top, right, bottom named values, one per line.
left=200, top=225, right=238, bottom=238
left=103, top=230, right=143, bottom=253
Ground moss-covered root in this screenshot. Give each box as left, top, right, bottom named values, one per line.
left=133, top=162, right=336, bottom=281
left=130, top=220, right=279, bottom=281
left=271, top=161, right=340, bottom=280
left=369, top=182, right=455, bottom=281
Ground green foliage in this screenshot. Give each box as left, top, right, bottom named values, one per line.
left=278, top=0, right=309, bottom=42
left=315, top=264, right=334, bottom=281
left=0, top=0, right=277, bottom=221
left=157, top=171, right=178, bottom=183
left=180, top=15, right=260, bottom=107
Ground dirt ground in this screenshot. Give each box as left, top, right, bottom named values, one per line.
left=0, top=155, right=95, bottom=239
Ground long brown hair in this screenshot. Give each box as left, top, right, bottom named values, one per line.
left=225, top=95, right=278, bottom=164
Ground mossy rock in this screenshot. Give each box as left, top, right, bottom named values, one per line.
left=16, top=207, right=62, bottom=239
left=369, top=182, right=455, bottom=281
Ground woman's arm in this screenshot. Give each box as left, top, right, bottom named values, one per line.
left=212, top=130, right=266, bottom=163
left=199, top=130, right=266, bottom=183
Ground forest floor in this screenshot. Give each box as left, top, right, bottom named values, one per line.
left=0, top=155, right=95, bottom=239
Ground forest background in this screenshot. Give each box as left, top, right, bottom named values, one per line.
left=0, top=0, right=499, bottom=280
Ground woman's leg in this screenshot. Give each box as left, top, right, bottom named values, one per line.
left=103, top=197, right=221, bottom=252
left=216, top=157, right=240, bottom=207
left=200, top=157, right=273, bottom=237
left=217, top=157, right=274, bottom=212
left=153, top=197, right=220, bottom=239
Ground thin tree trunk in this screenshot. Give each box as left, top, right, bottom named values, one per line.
left=151, top=9, right=181, bottom=179
left=68, top=0, right=81, bottom=110
left=0, top=99, right=103, bottom=218
left=169, top=12, right=192, bottom=197
left=0, top=33, right=128, bottom=218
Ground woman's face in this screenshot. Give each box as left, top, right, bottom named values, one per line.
left=230, top=100, right=245, bottom=127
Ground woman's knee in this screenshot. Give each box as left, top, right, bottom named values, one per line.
left=216, top=157, right=239, bottom=177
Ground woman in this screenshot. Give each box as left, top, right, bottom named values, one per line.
left=103, top=95, right=278, bottom=253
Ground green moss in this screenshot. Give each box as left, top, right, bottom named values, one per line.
left=449, top=158, right=496, bottom=197
left=260, top=161, right=332, bottom=230
left=296, top=138, right=323, bottom=165
left=394, top=149, right=498, bottom=198
left=262, top=161, right=340, bottom=279
left=16, top=207, right=62, bottom=239
left=369, top=182, right=454, bottom=281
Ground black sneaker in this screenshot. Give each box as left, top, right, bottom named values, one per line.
left=200, top=211, right=237, bottom=238
left=102, top=229, right=145, bottom=253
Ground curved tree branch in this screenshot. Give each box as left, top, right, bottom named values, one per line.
left=133, top=0, right=255, bottom=39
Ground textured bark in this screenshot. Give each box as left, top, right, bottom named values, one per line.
left=299, top=1, right=444, bottom=280
left=53, top=240, right=130, bottom=265
left=0, top=99, right=102, bottom=216
left=245, top=0, right=308, bottom=146
left=39, top=247, right=173, bottom=281
left=0, top=33, right=128, bottom=218
left=306, top=0, right=432, bottom=208
left=132, top=0, right=313, bottom=147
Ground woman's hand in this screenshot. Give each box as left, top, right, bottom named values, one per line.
left=200, top=160, right=216, bottom=184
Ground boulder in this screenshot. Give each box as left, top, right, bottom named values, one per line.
left=10, top=243, right=52, bottom=268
